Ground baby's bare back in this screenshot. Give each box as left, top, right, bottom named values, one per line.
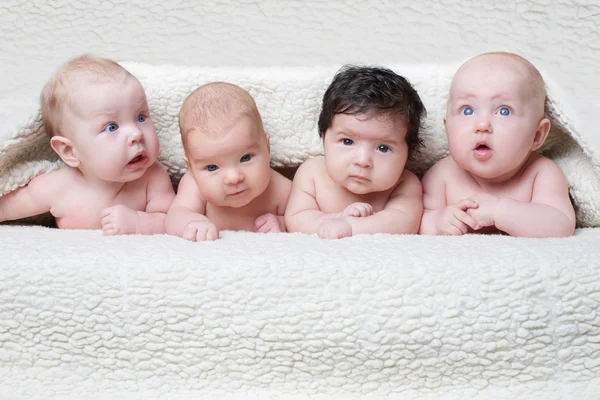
left=51, top=168, right=150, bottom=229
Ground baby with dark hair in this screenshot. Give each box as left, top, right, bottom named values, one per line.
left=285, top=65, right=426, bottom=239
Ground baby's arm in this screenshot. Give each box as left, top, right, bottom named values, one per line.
left=0, top=170, right=66, bottom=223
left=137, top=163, right=176, bottom=234
left=165, top=171, right=218, bottom=241
left=419, top=158, right=479, bottom=235
left=284, top=159, right=344, bottom=234
left=475, top=160, right=575, bottom=237
left=346, top=170, right=423, bottom=234
left=254, top=171, right=292, bottom=233
left=101, top=163, right=175, bottom=235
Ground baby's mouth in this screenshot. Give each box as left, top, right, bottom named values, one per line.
left=129, top=154, right=144, bottom=164
left=474, top=143, right=491, bottom=151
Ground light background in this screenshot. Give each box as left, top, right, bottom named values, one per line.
left=1, top=0, right=598, bottom=122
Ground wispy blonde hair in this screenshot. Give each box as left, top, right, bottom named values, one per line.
left=40, top=54, right=133, bottom=137
left=178, top=82, right=264, bottom=148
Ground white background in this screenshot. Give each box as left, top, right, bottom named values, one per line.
left=1, top=0, right=599, bottom=121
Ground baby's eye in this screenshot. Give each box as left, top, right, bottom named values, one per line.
left=461, top=107, right=474, bottom=116
left=498, top=107, right=511, bottom=116
left=205, top=165, right=219, bottom=172
left=342, top=138, right=353, bottom=146
left=377, top=145, right=391, bottom=153
left=137, top=113, right=147, bottom=123
left=240, top=154, right=252, bottom=163
left=104, top=123, right=118, bottom=132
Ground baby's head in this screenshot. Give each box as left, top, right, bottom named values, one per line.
left=41, top=54, right=158, bottom=182
left=318, top=65, right=425, bottom=194
left=445, top=52, right=550, bottom=181
left=179, top=82, right=271, bottom=208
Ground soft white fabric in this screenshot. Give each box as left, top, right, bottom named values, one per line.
left=1, top=63, right=599, bottom=226
left=0, top=226, right=599, bottom=399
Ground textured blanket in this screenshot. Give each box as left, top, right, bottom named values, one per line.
left=1, top=63, right=599, bottom=226
left=1, top=226, right=599, bottom=399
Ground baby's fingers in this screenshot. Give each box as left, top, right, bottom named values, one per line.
left=183, top=226, right=199, bottom=242
left=457, top=199, right=479, bottom=211
left=200, top=225, right=219, bottom=241
left=454, top=209, right=480, bottom=231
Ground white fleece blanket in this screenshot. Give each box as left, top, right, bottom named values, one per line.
left=1, top=226, right=599, bottom=399
left=1, top=63, right=600, bottom=227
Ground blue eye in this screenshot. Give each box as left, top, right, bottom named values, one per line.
left=462, top=107, right=474, bottom=116
left=240, top=154, right=252, bottom=163
left=104, top=123, right=118, bottom=132
left=378, top=145, right=391, bottom=153
left=342, top=138, right=353, bottom=146
left=498, top=107, right=510, bottom=116
left=206, top=165, right=218, bottom=172
left=137, top=113, right=147, bottom=123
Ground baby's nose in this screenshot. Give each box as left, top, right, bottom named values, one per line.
left=225, top=169, right=244, bottom=185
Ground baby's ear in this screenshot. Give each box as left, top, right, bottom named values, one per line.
left=265, top=134, right=271, bottom=152
left=182, top=153, right=190, bottom=168
left=531, top=118, right=551, bottom=151
left=50, top=136, right=80, bottom=167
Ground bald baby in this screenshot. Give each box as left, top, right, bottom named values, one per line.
left=419, top=52, right=575, bottom=237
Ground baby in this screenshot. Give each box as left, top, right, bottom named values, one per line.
left=419, top=52, right=576, bottom=237
left=165, top=82, right=292, bottom=241
left=0, top=55, right=175, bottom=235
left=285, top=65, right=426, bottom=239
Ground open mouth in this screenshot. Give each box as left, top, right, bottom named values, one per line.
left=473, top=143, right=493, bottom=159
left=127, top=152, right=148, bottom=169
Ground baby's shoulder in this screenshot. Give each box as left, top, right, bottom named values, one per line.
left=294, top=157, right=324, bottom=180
left=422, top=156, right=462, bottom=181
left=525, top=153, right=563, bottom=177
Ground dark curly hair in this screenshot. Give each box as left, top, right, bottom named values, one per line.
left=318, top=65, right=426, bottom=155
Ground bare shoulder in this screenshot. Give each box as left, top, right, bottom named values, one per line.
left=391, top=169, right=422, bottom=197
left=294, top=157, right=324, bottom=180
left=28, top=167, right=78, bottom=192
left=527, top=153, right=564, bottom=176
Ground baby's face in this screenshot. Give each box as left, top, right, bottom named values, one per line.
left=185, top=115, right=272, bottom=208
left=445, top=57, right=545, bottom=180
left=62, top=75, right=159, bottom=182
left=323, top=113, right=408, bottom=194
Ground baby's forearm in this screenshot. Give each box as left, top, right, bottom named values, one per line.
left=165, top=207, right=210, bottom=236
left=285, top=209, right=342, bottom=234
left=418, top=209, right=441, bottom=235
left=0, top=186, right=50, bottom=222
left=349, top=209, right=421, bottom=235
left=135, top=211, right=167, bottom=235
left=495, top=198, right=575, bottom=238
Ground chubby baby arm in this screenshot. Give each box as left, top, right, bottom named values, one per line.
left=347, top=170, right=424, bottom=235
left=254, top=171, right=292, bottom=233
left=284, top=159, right=346, bottom=237
left=165, top=172, right=218, bottom=241
left=475, top=160, right=576, bottom=237
left=419, top=159, right=480, bottom=235
left=101, top=163, right=175, bottom=236
left=0, top=169, right=66, bottom=223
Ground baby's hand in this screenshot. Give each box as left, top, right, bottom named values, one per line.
left=183, top=220, right=219, bottom=241
left=317, top=217, right=352, bottom=239
left=101, top=205, right=140, bottom=236
left=342, top=202, right=374, bottom=218
left=434, top=199, right=480, bottom=236
left=255, top=213, right=285, bottom=233
left=466, top=192, right=500, bottom=228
